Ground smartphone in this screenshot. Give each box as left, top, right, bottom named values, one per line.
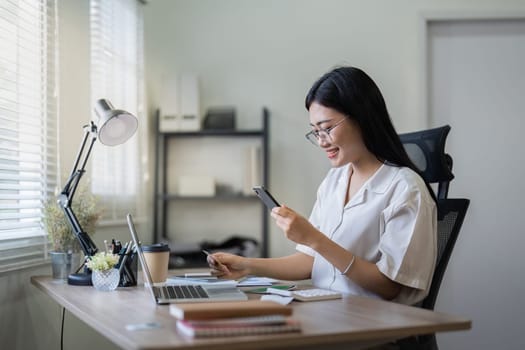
left=252, top=186, right=280, bottom=210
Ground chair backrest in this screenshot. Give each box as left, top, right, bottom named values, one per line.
left=399, top=125, right=455, bottom=199
left=421, top=198, right=470, bottom=311
left=397, top=126, right=468, bottom=350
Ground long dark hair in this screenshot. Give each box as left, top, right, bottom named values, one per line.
left=305, top=66, right=436, bottom=201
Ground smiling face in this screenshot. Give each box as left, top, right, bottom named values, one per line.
left=308, top=102, right=371, bottom=168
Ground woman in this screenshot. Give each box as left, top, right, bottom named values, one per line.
left=208, top=66, right=437, bottom=305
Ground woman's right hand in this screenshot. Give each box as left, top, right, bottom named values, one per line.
left=207, top=252, right=250, bottom=280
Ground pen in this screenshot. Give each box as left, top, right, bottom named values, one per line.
left=120, top=241, right=129, bottom=255
left=202, top=250, right=230, bottom=273
left=119, top=241, right=134, bottom=280
left=116, top=242, right=128, bottom=268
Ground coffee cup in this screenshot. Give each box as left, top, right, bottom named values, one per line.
left=142, top=243, right=170, bottom=283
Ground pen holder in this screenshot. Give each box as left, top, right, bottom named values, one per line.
left=115, top=248, right=138, bottom=287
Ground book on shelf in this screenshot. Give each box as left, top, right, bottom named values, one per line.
left=242, top=145, right=261, bottom=196
left=169, top=300, right=293, bottom=320
left=176, top=315, right=301, bottom=338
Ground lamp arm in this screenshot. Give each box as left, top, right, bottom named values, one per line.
left=62, top=122, right=97, bottom=202
left=58, top=122, right=99, bottom=258
left=58, top=202, right=98, bottom=256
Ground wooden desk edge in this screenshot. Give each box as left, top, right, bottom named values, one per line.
left=30, top=275, right=472, bottom=350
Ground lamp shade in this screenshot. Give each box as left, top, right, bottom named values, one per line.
left=95, top=99, right=138, bottom=146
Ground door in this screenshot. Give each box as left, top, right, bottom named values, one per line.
left=428, top=18, right=525, bottom=350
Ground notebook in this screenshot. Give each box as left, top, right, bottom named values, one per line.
left=126, top=213, right=248, bottom=304
left=169, top=300, right=293, bottom=320
left=175, top=315, right=301, bottom=338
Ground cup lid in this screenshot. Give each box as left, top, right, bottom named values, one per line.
left=142, top=243, right=170, bottom=253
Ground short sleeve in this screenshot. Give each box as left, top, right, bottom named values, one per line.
left=376, top=186, right=437, bottom=304
left=296, top=184, right=324, bottom=257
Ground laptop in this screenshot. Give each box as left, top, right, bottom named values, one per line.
left=126, top=213, right=248, bottom=304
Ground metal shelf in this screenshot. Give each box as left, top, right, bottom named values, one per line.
left=159, top=130, right=264, bottom=137
left=153, top=108, right=270, bottom=258
left=158, top=194, right=259, bottom=201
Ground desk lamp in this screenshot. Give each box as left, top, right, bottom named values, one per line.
left=57, top=99, right=138, bottom=285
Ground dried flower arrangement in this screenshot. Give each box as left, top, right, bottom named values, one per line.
left=44, top=185, right=102, bottom=253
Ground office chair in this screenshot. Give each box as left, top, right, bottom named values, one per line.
left=423, top=198, right=470, bottom=311
left=399, top=125, right=454, bottom=199
left=397, top=198, right=470, bottom=350
left=397, top=125, right=470, bottom=350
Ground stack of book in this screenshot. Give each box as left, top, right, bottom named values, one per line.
left=170, top=300, right=301, bottom=338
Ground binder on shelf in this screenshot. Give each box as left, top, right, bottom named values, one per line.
left=159, top=74, right=200, bottom=132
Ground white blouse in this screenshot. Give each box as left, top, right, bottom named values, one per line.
left=296, top=163, right=437, bottom=305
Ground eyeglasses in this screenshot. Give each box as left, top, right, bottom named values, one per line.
left=305, top=118, right=346, bottom=146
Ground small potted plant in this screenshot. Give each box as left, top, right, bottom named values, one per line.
left=44, top=185, right=102, bottom=280
left=85, top=251, right=120, bottom=291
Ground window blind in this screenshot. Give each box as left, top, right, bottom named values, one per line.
left=0, top=0, right=58, bottom=272
left=89, top=0, right=145, bottom=223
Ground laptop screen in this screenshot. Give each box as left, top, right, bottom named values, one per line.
left=127, top=213, right=155, bottom=287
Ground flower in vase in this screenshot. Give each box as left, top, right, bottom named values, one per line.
left=85, top=252, right=119, bottom=271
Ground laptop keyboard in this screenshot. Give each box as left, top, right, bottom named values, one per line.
left=155, top=285, right=209, bottom=299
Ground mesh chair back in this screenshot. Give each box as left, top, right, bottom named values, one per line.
left=397, top=126, right=468, bottom=350
left=421, top=198, right=470, bottom=311
left=399, top=125, right=454, bottom=199
left=397, top=198, right=469, bottom=350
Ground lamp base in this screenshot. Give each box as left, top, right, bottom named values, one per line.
left=68, top=272, right=93, bottom=286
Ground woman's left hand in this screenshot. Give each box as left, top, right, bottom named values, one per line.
left=270, top=205, right=322, bottom=247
